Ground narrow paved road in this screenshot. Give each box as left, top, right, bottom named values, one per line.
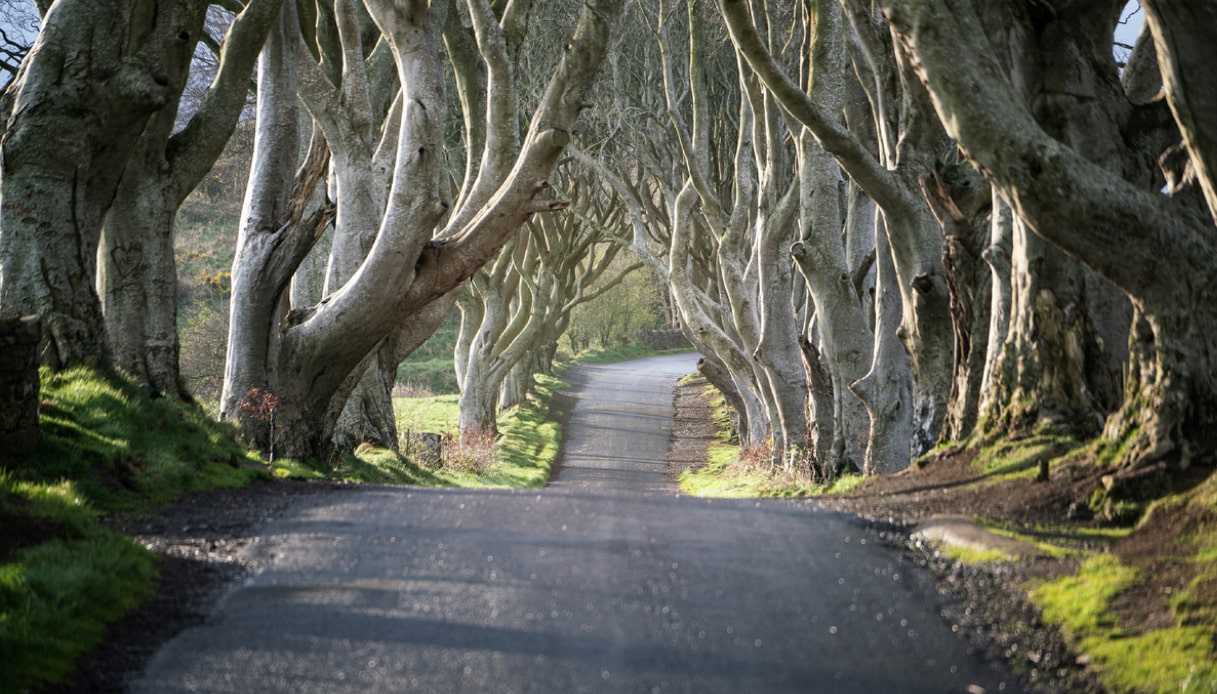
left=132, top=355, right=1020, bottom=693
left=550, top=353, right=698, bottom=493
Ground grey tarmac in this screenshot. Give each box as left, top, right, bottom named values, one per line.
left=132, top=353, right=1023, bottom=693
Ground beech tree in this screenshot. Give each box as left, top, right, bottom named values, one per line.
left=0, top=0, right=278, bottom=401
left=579, top=0, right=822, bottom=466
left=99, top=0, right=283, bottom=397
left=652, top=0, right=810, bottom=465
left=220, top=0, right=627, bottom=458
left=721, top=0, right=955, bottom=461
left=455, top=185, right=637, bottom=434
left=881, top=0, right=1217, bottom=469
left=719, top=0, right=1141, bottom=473
left=1, top=0, right=213, bottom=368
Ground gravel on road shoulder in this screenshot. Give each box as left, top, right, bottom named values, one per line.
left=48, top=479, right=346, bottom=693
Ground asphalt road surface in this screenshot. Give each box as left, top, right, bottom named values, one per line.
left=132, top=354, right=1021, bottom=693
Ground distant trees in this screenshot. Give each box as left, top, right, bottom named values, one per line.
left=454, top=177, right=640, bottom=434
left=564, top=266, right=662, bottom=354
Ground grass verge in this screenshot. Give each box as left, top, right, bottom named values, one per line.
left=676, top=384, right=864, bottom=498
left=2, top=367, right=269, bottom=692
left=278, top=374, right=570, bottom=489
left=1017, top=470, right=1217, bottom=693
left=1028, top=552, right=1217, bottom=693
left=569, top=341, right=662, bottom=364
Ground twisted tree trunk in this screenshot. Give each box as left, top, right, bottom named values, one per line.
left=883, top=0, right=1217, bottom=468
left=1, top=0, right=193, bottom=368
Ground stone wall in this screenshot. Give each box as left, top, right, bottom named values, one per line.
left=0, top=315, right=41, bottom=459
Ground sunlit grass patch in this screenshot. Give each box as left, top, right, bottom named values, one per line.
left=1, top=367, right=273, bottom=691
left=1028, top=553, right=1217, bottom=692
left=825, top=473, right=867, bottom=495
left=571, top=341, right=662, bottom=364
left=394, top=393, right=460, bottom=436
left=488, top=375, right=568, bottom=487
left=0, top=473, right=157, bottom=692
left=23, top=367, right=265, bottom=512
left=679, top=442, right=754, bottom=498
left=369, top=374, right=568, bottom=489
left=678, top=442, right=862, bottom=499
left=678, top=382, right=866, bottom=499
left=974, top=434, right=1081, bottom=481
left=1031, top=554, right=1140, bottom=635
left=1085, top=628, right=1217, bottom=694
left=938, top=544, right=1016, bottom=564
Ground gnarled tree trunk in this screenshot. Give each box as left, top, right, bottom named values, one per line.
left=883, top=0, right=1217, bottom=468
left=222, top=0, right=627, bottom=459
left=1, top=0, right=192, bottom=368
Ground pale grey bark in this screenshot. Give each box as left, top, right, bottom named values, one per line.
left=457, top=243, right=520, bottom=434
left=1, top=0, right=190, bottom=368
left=785, top=0, right=872, bottom=475
left=883, top=0, right=1217, bottom=467
left=667, top=0, right=811, bottom=463
left=221, top=5, right=333, bottom=452
left=222, top=0, right=627, bottom=458
left=295, top=0, right=405, bottom=449
left=100, top=0, right=283, bottom=397
left=455, top=187, right=638, bottom=435
left=977, top=195, right=1013, bottom=420
left=720, top=0, right=954, bottom=461
left=791, top=133, right=872, bottom=474
left=571, top=145, right=766, bottom=449
left=849, top=218, right=913, bottom=474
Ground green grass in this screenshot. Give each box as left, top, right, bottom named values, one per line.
left=1084, top=628, right=1217, bottom=694
left=973, top=434, right=1081, bottom=481
left=0, top=475, right=158, bottom=691
left=2, top=367, right=269, bottom=691
left=1, top=363, right=569, bottom=690
left=395, top=393, right=461, bottom=434
left=938, top=544, right=1017, bottom=564
left=1029, top=553, right=1217, bottom=693
left=473, top=374, right=567, bottom=488
left=678, top=442, right=756, bottom=498
left=267, top=447, right=450, bottom=487
left=678, top=446, right=866, bottom=499
left=24, top=367, right=266, bottom=511
left=394, top=310, right=460, bottom=395
left=289, top=374, right=570, bottom=490
left=675, top=383, right=864, bottom=499
left=396, top=356, right=459, bottom=395
left=1031, top=554, right=1140, bottom=637
left=0, top=532, right=157, bottom=692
